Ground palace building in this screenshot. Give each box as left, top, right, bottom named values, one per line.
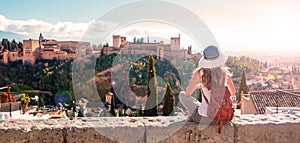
left=21, top=33, right=90, bottom=65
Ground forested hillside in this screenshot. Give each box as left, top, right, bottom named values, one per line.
left=226, top=56, right=267, bottom=78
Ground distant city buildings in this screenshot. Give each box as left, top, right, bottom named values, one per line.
left=245, top=65, right=300, bottom=90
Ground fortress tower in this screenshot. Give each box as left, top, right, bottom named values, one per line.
left=39, top=33, right=44, bottom=47
left=22, top=39, right=39, bottom=65
left=170, top=34, right=180, bottom=51
left=113, top=35, right=121, bottom=48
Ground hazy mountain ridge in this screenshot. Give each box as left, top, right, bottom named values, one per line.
left=227, top=49, right=300, bottom=65
left=0, top=30, right=28, bottom=42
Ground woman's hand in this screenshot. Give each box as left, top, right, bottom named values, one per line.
left=195, top=83, right=202, bottom=89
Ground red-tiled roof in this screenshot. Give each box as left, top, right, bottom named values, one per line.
left=250, top=90, right=300, bottom=114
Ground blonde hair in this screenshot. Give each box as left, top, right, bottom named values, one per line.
left=194, top=65, right=232, bottom=90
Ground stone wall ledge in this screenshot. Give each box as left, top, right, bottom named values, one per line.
left=0, top=113, right=299, bottom=143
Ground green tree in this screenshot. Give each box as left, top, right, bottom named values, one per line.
left=100, top=47, right=104, bottom=56
left=141, top=37, right=144, bottom=43
left=2, top=38, right=10, bottom=51
left=103, top=43, right=109, bottom=47
left=18, top=93, right=30, bottom=112
left=109, top=93, right=116, bottom=116
left=144, top=55, right=158, bottom=116
left=118, top=106, right=124, bottom=117
left=138, top=104, right=143, bottom=116
left=18, top=41, right=23, bottom=51
left=162, top=82, right=175, bottom=116
left=237, top=69, right=249, bottom=108
left=10, top=39, right=18, bottom=51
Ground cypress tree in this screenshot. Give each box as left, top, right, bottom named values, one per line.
left=237, top=69, right=249, bottom=108
left=144, top=55, right=158, bottom=116
left=138, top=104, right=143, bottom=116
left=100, top=48, right=104, bottom=56
left=163, top=82, right=175, bottom=116
left=109, top=93, right=116, bottom=116
left=118, top=105, right=124, bottom=117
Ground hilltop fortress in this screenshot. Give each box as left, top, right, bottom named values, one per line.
left=0, top=34, right=198, bottom=65
left=103, top=34, right=193, bottom=60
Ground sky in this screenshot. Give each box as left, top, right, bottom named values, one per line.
left=1, top=0, right=300, bottom=56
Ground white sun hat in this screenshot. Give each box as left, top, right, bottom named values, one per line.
left=198, top=46, right=228, bottom=68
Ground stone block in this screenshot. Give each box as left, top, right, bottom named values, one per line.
left=81, top=117, right=146, bottom=143
left=157, top=122, right=235, bottom=143
left=0, top=114, right=299, bottom=143
left=236, top=123, right=300, bottom=143
left=0, top=128, right=64, bottom=143
left=65, top=127, right=114, bottom=143
left=144, top=116, right=234, bottom=143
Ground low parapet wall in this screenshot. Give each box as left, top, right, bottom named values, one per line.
left=0, top=113, right=299, bottom=143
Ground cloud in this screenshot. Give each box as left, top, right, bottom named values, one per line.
left=0, top=15, right=118, bottom=44
left=0, top=15, right=201, bottom=50
left=82, top=20, right=119, bottom=44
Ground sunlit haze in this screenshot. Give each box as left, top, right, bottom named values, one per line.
left=0, top=0, right=300, bottom=57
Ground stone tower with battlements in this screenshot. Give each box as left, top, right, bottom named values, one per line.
left=170, top=34, right=180, bottom=51
left=113, top=35, right=122, bottom=48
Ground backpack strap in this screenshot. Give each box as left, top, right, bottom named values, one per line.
left=217, top=77, right=226, bottom=134
left=218, top=121, right=223, bottom=133
left=202, top=89, right=209, bottom=104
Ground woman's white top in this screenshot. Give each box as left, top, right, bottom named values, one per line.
left=197, top=70, right=227, bottom=117
left=198, top=85, right=211, bottom=116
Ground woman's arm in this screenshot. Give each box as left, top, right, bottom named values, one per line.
left=227, top=75, right=236, bottom=97
left=185, top=70, right=200, bottom=96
